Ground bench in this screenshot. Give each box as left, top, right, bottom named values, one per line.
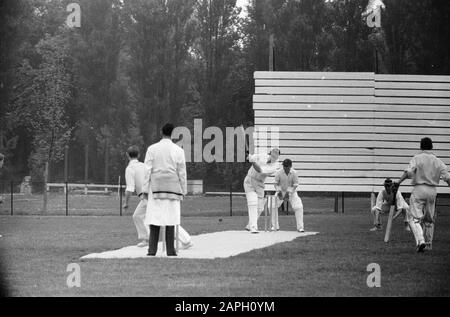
left=47, top=183, right=117, bottom=195
left=253, top=71, right=450, bottom=212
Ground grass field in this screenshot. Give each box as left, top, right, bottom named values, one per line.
left=1, top=193, right=249, bottom=216
left=1, top=195, right=450, bottom=297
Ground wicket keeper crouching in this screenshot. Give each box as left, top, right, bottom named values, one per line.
left=244, top=149, right=280, bottom=233
left=272, top=159, right=304, bottom=232
left=370, top=178, right=411, bottom=232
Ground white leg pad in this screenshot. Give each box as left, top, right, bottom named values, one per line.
left=409, top=218, right=425, bottom=245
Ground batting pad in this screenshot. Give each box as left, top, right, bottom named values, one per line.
left=80, top=230, right=318, bottom=260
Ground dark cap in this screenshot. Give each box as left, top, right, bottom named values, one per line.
left=126, top=146, right=139, bottom=158
left=282, top=159, right=292, bottom=167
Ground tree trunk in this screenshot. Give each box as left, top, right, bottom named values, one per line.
left=269, top=34, right=274, bottom=71
left=64, top=145, right=69, bottom=183
left=104, top=139, right=109, bottom=185
left=84, top=143, right=89, bottom=184
left=42, top=161, right=48, bottom=215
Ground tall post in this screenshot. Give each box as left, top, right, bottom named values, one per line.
left=64, top=144, right=69, bottom=184
left=229, top=182, right=232, bottom=217
left=119, top=176, right=122, bottom=216
left=269, top=34, right=274, bottom=71
left=375, top=48, right=379, bottom=74
left=84, top=143, right=89, bottom=185
left=65, top=181, right=68, bottom=216
left=64, top=144, right=68, bottom=210
left=10, top=181, right=13, bottom=216
left=334, top=193, right=339, bottom=213
left=42, top=161, right=49, bottom=215
left=104, top=138, right=109, bottom=185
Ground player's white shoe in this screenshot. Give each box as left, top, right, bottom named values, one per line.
left=369, top=225, right=382, bottom=232
left=181, top=241, right=194, bottom=250
left=297, top=229, right=305, bottom=233
left=245, top=225, right=250, bottom=231
left=137, top=240, right=149, bottom=248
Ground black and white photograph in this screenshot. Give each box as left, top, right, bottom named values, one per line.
left=0, top=0, right=450, bottom=301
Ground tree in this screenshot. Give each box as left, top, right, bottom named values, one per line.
left=7, top=31, right=73, bottom=212
left=123, top=0, right=197, bottom=146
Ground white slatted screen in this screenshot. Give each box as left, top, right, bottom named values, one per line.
left=253, top=72, right=450, bottom=194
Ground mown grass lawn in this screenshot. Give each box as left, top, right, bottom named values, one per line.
left=1, top=200, right=449, bottom=297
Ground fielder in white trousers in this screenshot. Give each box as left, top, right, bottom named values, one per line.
left=397, top=138, right=450, bottom=252
left=124, top=147, right=151, bottom=246
left=273, top=159, right=304, bottom=232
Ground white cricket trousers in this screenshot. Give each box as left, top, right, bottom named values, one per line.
left=273, top=193, right=304, bottom=231
left=408, top=185, right=437, bottom=246
left=244, top=176, right=265, bottom=231
left=133, top=199, right=150, bottom=240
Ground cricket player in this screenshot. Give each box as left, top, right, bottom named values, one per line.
left=123, top=146, right=150, bottom=247
left=273, top=159, right=304, bottom=232
left=144, top=123, right=188, bottom=256
left=244, top=148, right=281, bottom=233
left=370, top=178, right=411, bottom=232
left=124, top=146, right=193, bottom=250
left=397, top=137, right=450, bottom=252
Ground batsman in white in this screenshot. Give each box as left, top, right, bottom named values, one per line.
left=273, top=159, right=304, bottom=232
left=244, top=148, right=280, bottom=233
left=370, top=178, right=411, bottom=232
left=397, top=137, right=450, bottom=252
left=123, top=145, right=193, bottom=249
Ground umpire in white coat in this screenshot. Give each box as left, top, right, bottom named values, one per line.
left=144, top=123, right=188, bottom=256
left=124, top=146, right=193, bottom=249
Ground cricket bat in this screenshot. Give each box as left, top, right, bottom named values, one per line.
left=370, top=192, right=375, bottom=221
left=384, top=205, right=396, bottom=243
